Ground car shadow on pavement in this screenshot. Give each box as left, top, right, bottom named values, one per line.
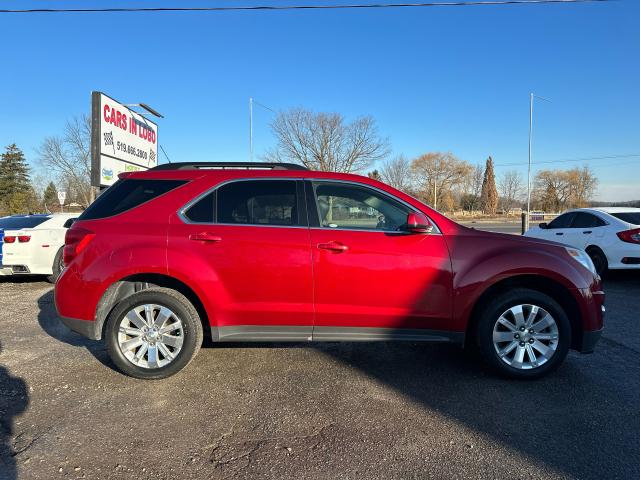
left=36, top=290, right=113, bottom=370
left=0, top=341, right=29, bottom=480
left=317, top=339, right=639, bottom=479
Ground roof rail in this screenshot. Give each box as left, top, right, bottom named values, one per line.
left=150, top=162, right=308, bottom=171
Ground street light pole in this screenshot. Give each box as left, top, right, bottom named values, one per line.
left=434, top=181, right=437, bottom=211
left=248, top=97, right=277, bottom=162
left=526, top=93, right=533, bottom=232
left=525, top=93, right=550, bottom=232
left=249, top=97, right=254, bottom=162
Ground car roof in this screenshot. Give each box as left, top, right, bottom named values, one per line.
left=589, top=207, right=640, bottom=213
left=123, top=167, right=373, bottom=183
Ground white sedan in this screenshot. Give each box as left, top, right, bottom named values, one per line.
left=524, top=207, right=640, bottom=275
left=0, top=213, right=78, bottom=282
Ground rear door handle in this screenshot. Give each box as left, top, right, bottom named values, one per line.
left=189, top=233, right=222, bottom=243
left=583, top=231, right=592, bottom=234
left=555, top=232, right=564, bottom=236
left=317, top=241, right=349, bottom=253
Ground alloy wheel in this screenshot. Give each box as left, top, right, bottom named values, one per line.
left=117, top=304, right=185, bottom=369
left=492, top=304, right=559, bottom=370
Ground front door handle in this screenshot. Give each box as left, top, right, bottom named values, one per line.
left=189, top=233, right=222, bottom=243
left=583, top=231, right=592, bottom=234
left=317, top=241, right=349, bottom=253
left=555, top=232, right=564, bottom=236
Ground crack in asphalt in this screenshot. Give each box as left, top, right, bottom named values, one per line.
left=201, top=422, right=336, bottom=478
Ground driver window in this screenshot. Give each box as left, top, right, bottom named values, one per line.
left=313, top=182, right=409, bottom=231
left=547, top=212, right=575, bottom=229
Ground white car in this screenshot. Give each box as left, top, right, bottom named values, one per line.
left=0, top=213, right=78, bottom=282
left=524, top=207, right=640, bottom=275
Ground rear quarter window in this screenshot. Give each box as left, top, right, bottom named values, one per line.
left=79, top=179, right=187, bottom=220
left=610, top=212, right=640, bottom=225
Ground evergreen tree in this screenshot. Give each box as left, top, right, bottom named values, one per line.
left=43, top=182, right=59, bottom=209
left=0, top=144, right=37, bottom=214
left=480, top=156, right=498, bottom=215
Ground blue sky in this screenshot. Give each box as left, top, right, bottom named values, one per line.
left=1, top=0, right=638, bottom=201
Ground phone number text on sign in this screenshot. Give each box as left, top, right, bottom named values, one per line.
left=116, top=141, right=148, bottom=161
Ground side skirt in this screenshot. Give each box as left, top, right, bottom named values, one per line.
left=210, top=325, right=464, bottom=345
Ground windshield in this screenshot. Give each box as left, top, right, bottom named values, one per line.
left=0, top=216, right=50, bottom=230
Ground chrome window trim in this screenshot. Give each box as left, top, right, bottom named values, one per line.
left=177, top=176, right=441, bottom=234
left=177, top=177, right=304, bottom=227
left=309, top=179, right=442, bottom=235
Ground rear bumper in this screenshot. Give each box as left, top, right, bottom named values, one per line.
left=60, top=316, right=101, bottom=340
left=0, top=265, right=31, bottom=275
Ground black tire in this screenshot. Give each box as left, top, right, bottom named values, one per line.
left=46, top=247, right=64, bottom=283
left=587, top=246, right=608, bottom=277
left=476, top=288, right=571, bottom=379
left=105, top=287, right=203, bottom=379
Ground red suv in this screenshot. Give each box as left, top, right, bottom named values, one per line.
left=55, top=163, right=604, bottom=379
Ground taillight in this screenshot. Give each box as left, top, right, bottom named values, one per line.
left=18, top=235, right=31, bottom=243
left=3, top=236, right=15, bottom=243
left=616, top=228, right=640, bottom=244
left=63, top=227, right=95, bottom=265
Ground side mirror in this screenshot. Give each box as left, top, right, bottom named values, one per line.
left=406, top=212, right=433, bottom=234
left=539, top=222, right=548, bottom=229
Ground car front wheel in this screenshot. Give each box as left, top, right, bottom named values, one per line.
left=476, top=288, right=571, bottom=379
left=105, top=287, right=203, bottom=379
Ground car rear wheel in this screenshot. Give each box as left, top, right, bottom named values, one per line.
left=476, top=288, right=571, bottom=379
left=105, top=287, right=203, bottom=379
left=46, top=247, right=64, bottom=283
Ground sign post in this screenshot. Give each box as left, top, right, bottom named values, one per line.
left=91, top=91, right=159, bottom=188
left=58, top=191, right=66, bottom=213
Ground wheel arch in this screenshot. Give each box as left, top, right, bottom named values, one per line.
left=464, top=274, right=583, bottom=351
left=94, top=273, right=209, bottom=341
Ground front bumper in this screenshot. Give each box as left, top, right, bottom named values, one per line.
left=60, top=316, right=101, bottom=340
left=580, top=327, right=603, bottom=353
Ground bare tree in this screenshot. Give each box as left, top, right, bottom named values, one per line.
left=534, top=170, right=572, bottom=212
left=380, top=155, right=413, bottom=192
left=38, top=116, right=92, bottom=207
left=410, top=152, right=472, bottom=210
left=460, top=164, right=484, bottom=211
left=567, top=166, right=598, bottom=207
left=264, top=108, right=389, bottom=173
left=499, top=169, right=523, bottom=213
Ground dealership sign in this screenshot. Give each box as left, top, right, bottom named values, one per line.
left=91, top=91, right=158, bottom=187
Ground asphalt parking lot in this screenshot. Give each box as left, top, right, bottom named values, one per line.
left=1, top=272, right=639, bottom=480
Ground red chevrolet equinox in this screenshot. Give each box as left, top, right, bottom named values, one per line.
left=55, top=162, right=604, bottom=379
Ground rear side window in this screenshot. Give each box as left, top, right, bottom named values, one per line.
left=0, top=216, right=50, bottom=229
left=80, top=179, right=186, bottom=220
left=184, top=192, right=214, bottom=223
left=610, top=212, right=640, bottom=225
left=216, top=180, right=299, bottom=226
left=570, top=212, right=606, bottom=228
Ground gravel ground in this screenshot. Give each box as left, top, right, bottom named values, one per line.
left=1, top=273, right=639, bottom=480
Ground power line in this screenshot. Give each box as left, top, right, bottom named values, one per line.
left=0, top=0, right=615, bottom=14
left=495, top=153, right=640, bottom=167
